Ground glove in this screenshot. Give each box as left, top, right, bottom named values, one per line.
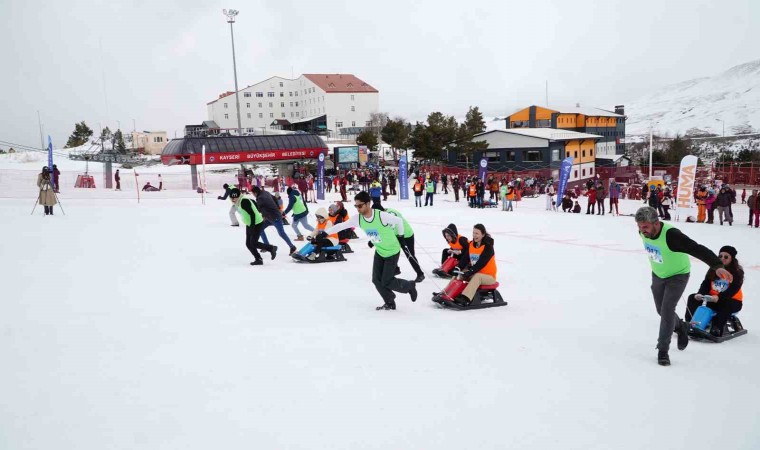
left=217, top=196, right=223, bottom=200
left=462, top=270, right=475, bottom=280
left=367, top=241, right=374, bottom=248
left=695, top=294, right=704, bottom=302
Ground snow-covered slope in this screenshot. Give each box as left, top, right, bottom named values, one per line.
left=626, top=59, right=760, bottom=137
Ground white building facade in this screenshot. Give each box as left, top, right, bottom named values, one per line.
left=206, top=74, right=379, bottom=136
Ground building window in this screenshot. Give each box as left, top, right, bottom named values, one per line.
left=247, top=128, right=255, bottom=133
left=258, top=113, right=263, bottom=118
left=269, top=102, right=273, bottom=107
left=224, top=113, right=229, bottom=119
left=247, top=113, right=251, bottom=118
left=590, top=149, right=594, bottom=156
left=590, top=167, right=594, bottom=174
left=153, top=136, right=163, bottom=143
left=290, top=102, right=293, bottom=107
left=280, top=92, right=284, bottom=97
left=270, top=113, right=274, bottom=118
left=258, top=102, right=262, bottom=108
left=295, top=102, right=299, bottom=107
left=224, top=103, right=228, bottom=109
left=511, top=120, right=529, bottom=128
left=336, top=121, right=343, bottom=127
left=244, top=92, right=251, bottom=97
left=484, top=151, right=500, bottom=162
left=351, top=95, right=355, bottom=101
left=524, top=150, right=542, bottom=162
left=290, top=112, right=294, bottom=117
left=574, top=170, right=578, bottom=178
left=552, top=149, right=560, bottom=161
left=506, top=151, right=516, bottom=161
left=280, top=102, right=285, bottom=107
left=267, top=92, right=275, bottom=97
left=582, top=169, right=586, bottom=176
left=574, top=151, right=578, bottom=158
left=256, top=92, right=263, bottom=97
left=582, top=150, right=586, bottom=157
left=295, top=91, right=298, bottom=96
left=279, top=82, right=283, bottom=87
left=536, top=119, right=551, bottom=127
left=289, top=92, right=292, bottom=96
left=281, top=113, right=286, bottom=118
left=352, top=121, right=356, bottom=127
left=351, top=106, right=355, bottom=112
left=246, top=103, right=250, bottom=108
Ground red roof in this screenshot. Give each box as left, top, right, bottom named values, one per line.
left=303, top=74, right=378, bottom=93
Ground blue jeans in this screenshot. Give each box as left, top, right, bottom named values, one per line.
left=292, top=216, right=314, bottom=237
left=260, top=218, right=294, bottom=248
left=425, top=192, right=433, bottom=206
left=501, top=197, right=507, bottom=210
left=506, top=200, right=513, bottom=211
left=415, top=195, right=422, bottom=207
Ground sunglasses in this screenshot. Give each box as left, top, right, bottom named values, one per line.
left=719, top=254, right=731, bottom=260
left=354, top=202, right=366, bottom=209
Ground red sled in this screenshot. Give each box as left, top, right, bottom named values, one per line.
left=432, top=256, right=458, bottom=278
left=432, top=279, right=507, bottom=310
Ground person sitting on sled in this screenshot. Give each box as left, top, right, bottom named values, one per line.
left=305, top=207, right=339, bottom=260
left=452, top=223, right=497, bottom=306
left=684, top=245, right=744, bottom=337
left=441, top=223, right=469, bottom=264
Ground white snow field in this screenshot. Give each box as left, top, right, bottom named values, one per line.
left=1, top=186, right=759, bottom=450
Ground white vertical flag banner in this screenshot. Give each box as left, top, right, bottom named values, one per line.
left=675, top=155, right=698, bottom=221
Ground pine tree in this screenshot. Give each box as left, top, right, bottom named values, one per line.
left=456, top=106, right=489, bottom=160
left=356, top=129, right=378, bottom=151
left=113, top=130, right=127, bottom=153
left=65, top=121, right=94, bottom=148
left=381, top=118, right=411, bottom=161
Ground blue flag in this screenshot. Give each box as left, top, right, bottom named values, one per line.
left=555, top=156, right=574, bottom=206
left=47, top=136, right=53, bottom=171
left=478, top=158, right=488, bottom=183
left=399, top=156, right=409, bottom=200
left=316, top=152, right=325, bottom=200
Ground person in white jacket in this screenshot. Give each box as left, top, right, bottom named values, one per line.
left=545, top=183, right=555, bottom=211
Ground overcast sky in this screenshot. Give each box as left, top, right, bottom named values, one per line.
left=1, top=0, right=758, bottom=150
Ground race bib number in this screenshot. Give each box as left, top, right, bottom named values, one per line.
left=712, top=279, right=729, bottom=293
left=366, top=229, right=381, bottom=243
left=470, top=254, right=480, bottom=265
left=644, top=243, right=663, bottom=264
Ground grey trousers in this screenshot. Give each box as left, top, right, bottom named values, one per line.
left=229, top=204, right=239, bottom=226
left=717, top=206, right=732, bottom=224
left=651, top=273, right=689, bottom=351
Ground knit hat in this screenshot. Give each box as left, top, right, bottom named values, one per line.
left=229, top=188, right=241, bottom=199
left=719, top=245, right=737, bottom=258
left=315, top=207, right=328, bottom=219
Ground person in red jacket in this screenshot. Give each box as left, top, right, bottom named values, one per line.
left=586, top=186, right=597, bottom=215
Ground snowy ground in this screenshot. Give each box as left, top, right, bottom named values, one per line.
left=1, top=187, right=759, bottom=450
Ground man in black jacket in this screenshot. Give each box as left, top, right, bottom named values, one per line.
left=252, top=186, right=296, bottom=254
left=715, top=187, right=733, bottom=225
left=218, top=183, right=240, bottom=226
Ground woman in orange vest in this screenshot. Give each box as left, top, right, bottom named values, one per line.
left=695, top=186, right=708, bottom=223
left=685, top=245, right=744, bottom=337
left=468, top=181, right=477, bottom=208
left=440, top=223, right=469, bottom=264
left=307, top=207, right=339, bottom=260
left=453, top=224, right=497, bottom=306
left=413, top=180, right=424, bottom=207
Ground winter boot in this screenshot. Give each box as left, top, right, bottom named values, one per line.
left=409, top=284, right=418, bottom=302
left=415, top=273, right=425, bottom=283
left=250, top=259, right=263, bottom=266
left=710, top=325, right=723, bottom=338
left=270, top=246, right=278, bottom=260
left=295, top=235, right=305, bottom=241
left=289, top=246, right=296, bottom=255
left=676, top=320, right=690, bottom=351
left=376, top=303, right=396, bottom=311
left=658, top=350, right=670, bottom=366
left=453, top=295, right=470, bottom=306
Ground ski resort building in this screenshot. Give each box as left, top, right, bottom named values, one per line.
left=504, top=105, right=626, bottom=156
left=206, top=74, right=379, bottom=137
left=451, top=128, right=603, bottom=182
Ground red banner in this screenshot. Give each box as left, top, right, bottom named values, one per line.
left=162, top=147, right=327, bottom=165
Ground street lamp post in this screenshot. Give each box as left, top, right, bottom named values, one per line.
left=223, top=9, right=243, bottom=136
left=715, top=118, right=725, bottom=137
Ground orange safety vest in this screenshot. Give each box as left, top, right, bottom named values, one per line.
left=317, top=216, right=338, bottom=241
left=468, top=242, right=497, bottom=279
left=710, top=283, right=743, bottom=301
left=448, top=235, right=464, bottom=251
left=414, top=183, right=423, bottom=193
left=468, top=185, right=477, bottom=197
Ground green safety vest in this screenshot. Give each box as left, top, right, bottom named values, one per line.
left=385, top=208, right=413, bottom=238
left=237, top=197, right=263, bottom=227
left=500, top=186, right=507, bottom=198
left=640, top=222, right=691, bottom=278
left=292, top=193, right=307, bottom=215
left=425, top=181, right=434, bottom=193
left=360, top=210, right=401, bottom=258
